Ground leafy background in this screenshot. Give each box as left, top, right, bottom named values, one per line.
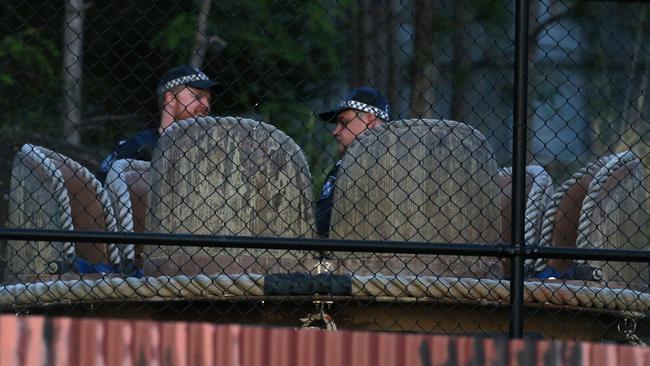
left=0, top=0, right=648, bottom=226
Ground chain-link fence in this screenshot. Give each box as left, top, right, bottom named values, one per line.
left=1, top=0, right=649, bottom=344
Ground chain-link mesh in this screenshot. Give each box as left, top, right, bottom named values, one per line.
left=1, top=0, right=649, bottom=344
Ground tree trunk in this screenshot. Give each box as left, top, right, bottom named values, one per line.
left=349, top=0, right=397, bottom=103
left=62, top=0, right=86, bottom=146
left=374, top=2, right=388, bottom=92
left=190, top=0, right=212, bottom=69
left=348, top=3, right=362, bottom=87
left=385, top=0, right=399, bottom=112
left=616, top=7, right=649, bottom=164
left=360, top=0, right=373, bottom=85
left=621, top=6, right=648, bottom=130
left=449, top=1, right=472, bottom=121
left=373, top=0, right=399, bottom=111
left=409, top=0, right=437, bottom=118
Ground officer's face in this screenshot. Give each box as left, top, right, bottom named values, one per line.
left=168, top=86, right=212, bottom=121
left=332, top=109, right=377, bottom=156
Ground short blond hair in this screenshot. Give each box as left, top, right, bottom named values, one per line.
left=158, top=85, right=186, bottom=109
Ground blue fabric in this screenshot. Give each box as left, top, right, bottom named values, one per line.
left=315, top=160, right=342, bottom=237
left=121, top=261, right=145, bottom=278
left=125, top=268, right=145, bottom=278
left=73, top=257, right=144, bottom=277
left=534, top=263, right=583, bottom=280
left=97, top=128, right=159, bottom=182
left=534, top=266, right=564, bottom=279
left=74, top=257, right=120, bottom=274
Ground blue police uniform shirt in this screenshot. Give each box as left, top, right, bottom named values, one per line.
left=315, top=160, right=342, bottom=237
left=97, top=128, right=159, bottom=182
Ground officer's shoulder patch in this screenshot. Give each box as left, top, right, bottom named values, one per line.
left=320, top=176, right=336, bottom=200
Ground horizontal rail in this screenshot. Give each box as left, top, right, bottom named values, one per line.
left=0, top=228, right=508, bottom=256
left=580, top=0, right=649, bottom=3
left=1, top=228, right=650, bottom=262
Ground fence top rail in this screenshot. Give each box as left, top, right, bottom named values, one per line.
left=2, top=228, right=650, bottom=262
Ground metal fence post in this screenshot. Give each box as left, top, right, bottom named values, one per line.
left=510, top=0, right=530, bottom=340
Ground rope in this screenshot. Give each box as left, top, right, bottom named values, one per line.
left=106, top=159, right=135, bottom=233
left=2, top=274, right=650, bottom=314
left=105, top=159, right=150, bottom=266
left=533, top=155, right=617, bottom=273
left=522, top=166, right=553, bottom=248
left=0, top=274, right=264, bottom=305
left=498, top=166, right=553, bottom=246
left=498, top=166, right=553, bottom=271
left=576, top=151, right=638, bottom=250
left=35, top=146, right=121, bottom=267
left=353, top=275, right=650, bottom=312
left=20, top=144, right=75, bottom=265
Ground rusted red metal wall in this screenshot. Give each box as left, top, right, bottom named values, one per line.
left=1, top=315, right=649, bottom=366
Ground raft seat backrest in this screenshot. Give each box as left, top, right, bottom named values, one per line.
left=33, top=145, right=119, bottom=267
left=46, top=151, right=110, bottom=264
left=4, top=147, right=63, bottom=282
left=143, top=116, right=314, bottom=276
left=537, top=160, right=602, bottom=275
left=576, top=152, right=648, bottom=284
left=4, top=144, right=118, bottom=282
left=105, top=159, right=151, bottom=267
left=537, top=151, right=645, bottom=280
left=328, top=119, right=502, bottom=278
left=551, top=176, right=590, bottom=248
left=125, top=170, right=150, bottom=234
left=497, top=166, right=554, bottom=245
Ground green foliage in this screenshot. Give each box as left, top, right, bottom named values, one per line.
left=467, top=0, right=507, bottom=25
left=153, top=0, right=345, bottom=124
left=0, top=29, right=59, bottom=88
left=0, top=28, right=60, bottom=129
left=151, top=14, right=197, bottom=61
left=152, top=0, right=347, bottom=181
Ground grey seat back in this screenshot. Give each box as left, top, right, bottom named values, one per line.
left=105, top=159, right=151, bottom=268
left=329, top=119, right=501, bottom=277
left=4, top=144, right=117, bottom=282
left=497, top=165, right=553, bottom=246
left=577, top=151, right=648, bottom=284
left=144, top=116, right=314, bottom=275
left=536, top=152, right=647, bottom=282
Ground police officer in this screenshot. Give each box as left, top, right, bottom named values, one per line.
left=97, top=65, right=219, bottom=182
left=315, top=87, right=391, bottom=237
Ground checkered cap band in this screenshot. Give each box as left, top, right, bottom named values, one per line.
left=157, top=72, right=210, bottom=95
left=339, top=100, right=390, bottom=120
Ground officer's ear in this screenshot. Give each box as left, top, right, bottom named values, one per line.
left=162, top=91, right=176, bottom=108
left=366, top=113, right=380, bottom=129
